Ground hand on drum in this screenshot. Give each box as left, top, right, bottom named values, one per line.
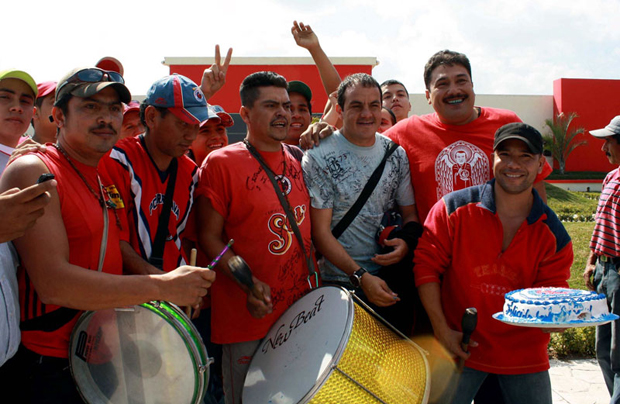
left=361, top=273, right=400, bottom=307
left=246, top=279, right=273, bottom=319
left=437, top=326, right=478, bottom=361
left=371, top=238, right=409, bottom=266
left=160, top=265, right=215, bottom=309
left=298, top=121, right=334, bottom=150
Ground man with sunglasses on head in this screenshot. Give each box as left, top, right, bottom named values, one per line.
left=0, top=67, right=215, bottom=402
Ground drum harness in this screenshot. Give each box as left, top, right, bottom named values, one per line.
left=244, top=139, right=319, bottom=289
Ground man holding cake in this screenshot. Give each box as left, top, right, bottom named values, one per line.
left=584, top=115, right=620, bottom=403
left=414, top=122, right=573, bottom=403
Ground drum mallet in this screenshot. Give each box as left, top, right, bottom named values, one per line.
left=228, top=256, right=264, bottom=301
left=458, top=307, right=478, bottom=372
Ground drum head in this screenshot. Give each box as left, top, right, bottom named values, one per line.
left=69, top=302, right=208, bottom=404
left=243, top=286, right=353, bottom=404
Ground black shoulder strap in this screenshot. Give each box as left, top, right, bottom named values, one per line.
left=332, top=141, right=399, bottom=239
left=244, top=140, right=318, bottom=287
left=283, top=144, right=304, bottom=162
left=149, top=158, right=178, bottom=270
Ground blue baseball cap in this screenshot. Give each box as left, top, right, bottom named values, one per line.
left=144, top=74, right=209, bottom=124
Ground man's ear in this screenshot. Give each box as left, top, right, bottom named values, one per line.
left=240, top=106, right=251, bottom=126
left=51, top=106, right=64, bottom=129
left=538, top=154, right=544, bottom=174
left=144, top=105, right=157, bottom=129
left=425, top=89, right=431, bottom=105
left=336, top=103, right=343, bottom=118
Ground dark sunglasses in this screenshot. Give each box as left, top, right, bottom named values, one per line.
left=58, top=68, right=124, bottom=93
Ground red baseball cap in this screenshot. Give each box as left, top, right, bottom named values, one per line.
left=36, top=81, right=57, bottom=99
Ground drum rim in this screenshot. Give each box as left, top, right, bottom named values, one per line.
left=68, top=302, right=209, bottom=404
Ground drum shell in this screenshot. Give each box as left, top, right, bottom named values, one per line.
left=243, top=286, right=429, bottom=404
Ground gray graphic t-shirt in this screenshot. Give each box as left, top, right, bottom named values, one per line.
left=302, top=132, right=414, bottom=282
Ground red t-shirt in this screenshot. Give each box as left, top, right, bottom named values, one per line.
left=386, top=108, right=552, bottom=222
left=196, top=142, right=312, bottom=344
left=101, top=135, right=198, bottom=272
left=18, top=147, right=123, bottom=358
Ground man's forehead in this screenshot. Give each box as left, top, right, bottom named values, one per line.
left=382, top=83, right=406, bottom=94
left=0, top=78, right=35, bottom=98
left=289, top=92, right=309, bottom=106
left=74, top=87, right=122, bottom=103
left=258, top=86, right=289, bottom=99
left=431, top=64, right=471, bottom=81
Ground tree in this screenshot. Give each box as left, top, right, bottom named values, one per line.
left=543, top=112, right=587, bottom=174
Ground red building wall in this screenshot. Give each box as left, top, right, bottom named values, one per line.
left=553, top=78, right=620, bottom=172
left=168, top=63, right=373, bottom=116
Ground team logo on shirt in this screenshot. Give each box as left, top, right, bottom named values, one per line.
left=435, top=141, right=489, bottom=200
left=149, top=194, right=180, bottom=219
left=267, top=204, right=306, bottom=255
left=104, top=184, right=125, bottom=209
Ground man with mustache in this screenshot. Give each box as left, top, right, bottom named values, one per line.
left=196, top=71, right=315, bottom=404
left=0, top=67, right=214, bottom=401
left=584, top=115, right=620, bottom=403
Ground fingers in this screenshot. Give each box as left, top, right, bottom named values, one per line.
left=222, top=47, right=232, bottom=72
left=214, top=44, right=221, bottom=66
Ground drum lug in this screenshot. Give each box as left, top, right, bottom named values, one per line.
left=199, top=357, right=215, bottom=374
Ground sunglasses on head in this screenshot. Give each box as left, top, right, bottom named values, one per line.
left=58, top=68, right=124, bottom=93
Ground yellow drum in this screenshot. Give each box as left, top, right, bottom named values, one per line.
left=243, top=286, right=429, bottom=404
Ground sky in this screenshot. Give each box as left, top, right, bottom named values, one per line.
left=3, top=0, right=619, bottom=98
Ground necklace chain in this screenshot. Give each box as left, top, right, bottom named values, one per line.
left=54, top=143, right=122, bottom=229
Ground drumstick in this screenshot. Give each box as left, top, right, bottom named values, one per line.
left=186, top=248, right=198, bottom=317
left=207, top=239, right=234, bottom=269
left=458, top=307, right=478, bottom=372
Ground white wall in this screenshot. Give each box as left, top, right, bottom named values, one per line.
left=409, top=93, right=554, bottom=134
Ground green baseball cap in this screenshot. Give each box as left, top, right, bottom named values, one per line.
left=0, top=69, right=38, bottom=97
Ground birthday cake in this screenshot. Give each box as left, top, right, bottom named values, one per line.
left=493, top=287, right=618, bottom=326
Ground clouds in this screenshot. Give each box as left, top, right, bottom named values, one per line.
left=1, top=0, right=617, bottom=97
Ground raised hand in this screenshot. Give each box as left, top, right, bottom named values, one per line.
left=291, top=21, right=320, bottom=51
left=200, top=44, right=233, bottom=100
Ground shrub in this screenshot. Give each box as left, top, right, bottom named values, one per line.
left=549, top=326, right=596, bottom=358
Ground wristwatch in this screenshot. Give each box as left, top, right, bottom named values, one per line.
left=349, top=267, right=368, bottom=288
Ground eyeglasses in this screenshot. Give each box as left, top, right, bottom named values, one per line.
left=58, top=68, right=124, bottom=93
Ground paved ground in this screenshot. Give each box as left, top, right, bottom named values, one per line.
left=550, top=358, right=610, bottom=404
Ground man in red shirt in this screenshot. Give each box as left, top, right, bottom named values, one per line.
left=414, top=123, right=572, bottom=404
left=0, top=67, right=215, bottom=402
left=196, top=71, right=314, bottom=404
left=584, top=115, right=620, bottom=403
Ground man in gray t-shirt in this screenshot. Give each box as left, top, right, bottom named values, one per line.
left=302, top=73, right=420, bottom=312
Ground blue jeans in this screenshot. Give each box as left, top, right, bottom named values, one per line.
left=594, top=259, right=620, bottom=403
left=436, top=367, right=551, bottom=404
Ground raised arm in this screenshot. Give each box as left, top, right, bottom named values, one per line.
left=291, top=21, right=341, bottom=96
left=201, top=44, right=233, bottom=100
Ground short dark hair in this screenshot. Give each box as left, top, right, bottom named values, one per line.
left=140, top=104, right=168, bottom=135
left=382, top=107, right=397, bottom=125
left=380, top=79, right=409, bottom=99
left=423, top=50, right=472, bottom=90
left=337, top=73, right=382, bottom=111
left=240, top=71, right=288, bottom=108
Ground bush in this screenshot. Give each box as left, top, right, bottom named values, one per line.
left=549, top=326, right=596, bottom=358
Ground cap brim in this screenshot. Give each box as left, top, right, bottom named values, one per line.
left=217, top=112, right=234, bottom=127
left=69, top=82, right=131, bottom=104
left=590, top=128, right=616, bottom=138
left=170, top=105, right=211, bottom=125
left=496, top=135, right=542, bottom=154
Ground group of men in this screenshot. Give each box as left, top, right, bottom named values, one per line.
left=1, top=22, right=619, bottom=404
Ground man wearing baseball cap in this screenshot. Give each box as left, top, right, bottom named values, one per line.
left=191, top=104, right=233, bottom=166
left=102, top=73, right=210, bottom=275
left=0, top=67, right=215, bottom=401
left=285, top=80, right=313, bottom=147
left=584, top=115, right=620, bottom=403
left=31, top=81, right=57, bottom=144
left=414, top=122, right=572, bottom=404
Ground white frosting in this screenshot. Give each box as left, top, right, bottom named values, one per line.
left=502, top=287, right=610, bottom=323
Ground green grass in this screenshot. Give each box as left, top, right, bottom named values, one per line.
left=545, top=184, right=599, bottom=358
left=546, top=170, right=607, bottom=180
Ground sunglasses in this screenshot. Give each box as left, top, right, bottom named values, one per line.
left=58, top=68, right=124, bottom=93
